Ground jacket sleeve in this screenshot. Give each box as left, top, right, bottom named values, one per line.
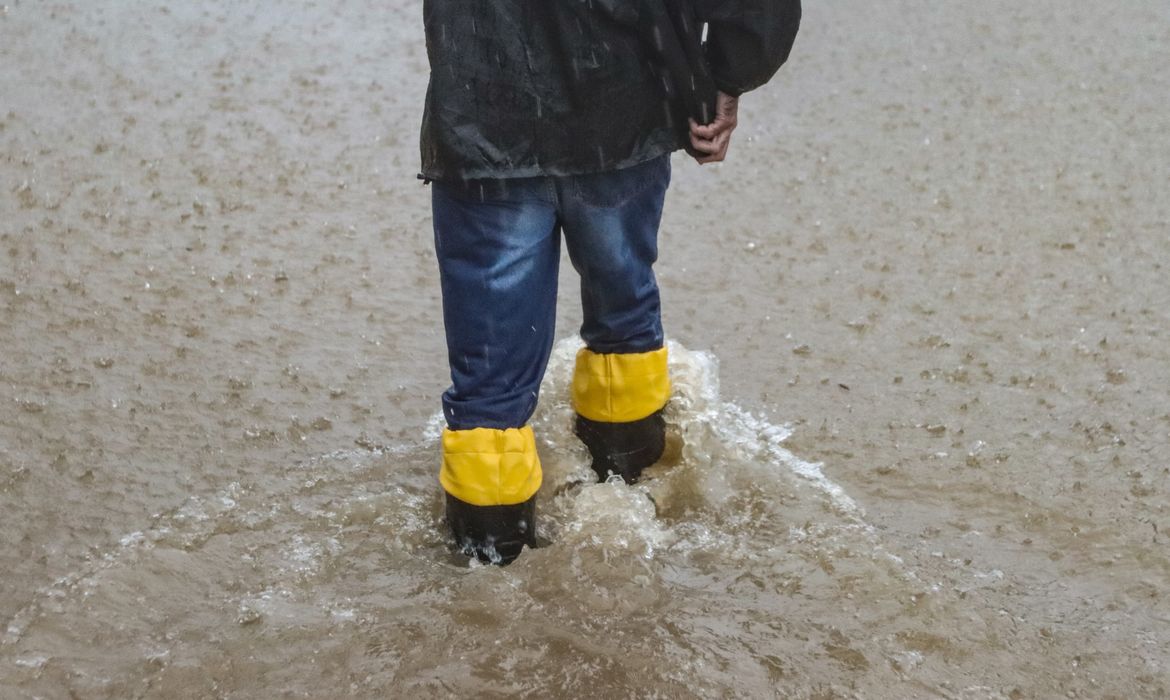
left=693, top=0, right=801, bottom=96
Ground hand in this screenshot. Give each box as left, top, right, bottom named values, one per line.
left=687, top=91, right=739, bottom=164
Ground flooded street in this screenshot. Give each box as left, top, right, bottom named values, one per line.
left=2, top=0, right=1168, bottom=697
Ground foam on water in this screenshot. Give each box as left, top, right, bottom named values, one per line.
left=528, top=338, right=893, bottom=565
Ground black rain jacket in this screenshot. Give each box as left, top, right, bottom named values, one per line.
left=419, top=0, right=800, bottom=180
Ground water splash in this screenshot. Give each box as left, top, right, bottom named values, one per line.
left=1, top=338, right=924, bottom=697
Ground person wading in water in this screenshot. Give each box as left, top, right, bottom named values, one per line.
left=420, top=0, right=801, bottom=564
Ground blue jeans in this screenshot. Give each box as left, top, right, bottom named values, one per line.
left=432, top=154, right=671, bottom=431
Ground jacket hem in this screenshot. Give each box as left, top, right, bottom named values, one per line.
left=420, top=136, right=684, bottom=183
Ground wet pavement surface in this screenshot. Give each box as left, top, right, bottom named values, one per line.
left=2, top=1, right=1168, bottom=697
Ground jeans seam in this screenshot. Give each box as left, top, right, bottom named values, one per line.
left=546, top=178, right=558, bottom=210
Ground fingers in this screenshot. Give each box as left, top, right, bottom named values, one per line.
left=687, top=126, right=734, bottom=165
left=687, top=92, right=740, bottom=165
left=690, top=132, right=728, bottom=156
left=690, top=92, right=739, bottom=136
left=688, top=129, right=720, bottom=155
left=689, top=116, right=736, bottom=140
left=689, top=119, right=715, bottom=139
left=691, top=149, right=725, bottom=164
left=693, top=142, right=729, bottom=163
left=687, top=129, right=731, bottom=164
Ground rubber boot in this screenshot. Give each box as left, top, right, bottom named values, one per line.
left=575, top=409, right=666, bottom=483
left=571, top=347, right=671, bottom=484
left=446, top=493, right=536, bottom=565
left=440, top=425, right=542, bottom=566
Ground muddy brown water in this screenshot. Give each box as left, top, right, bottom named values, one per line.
left=2, top=1, right=1168, bottom=698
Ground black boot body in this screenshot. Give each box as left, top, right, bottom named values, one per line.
left=574, top=409, right=666, bottom=484
left=445, top=493, right=536, bottom=565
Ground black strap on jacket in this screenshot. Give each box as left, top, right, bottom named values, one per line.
left=640, top=0, right=719, bottom=128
